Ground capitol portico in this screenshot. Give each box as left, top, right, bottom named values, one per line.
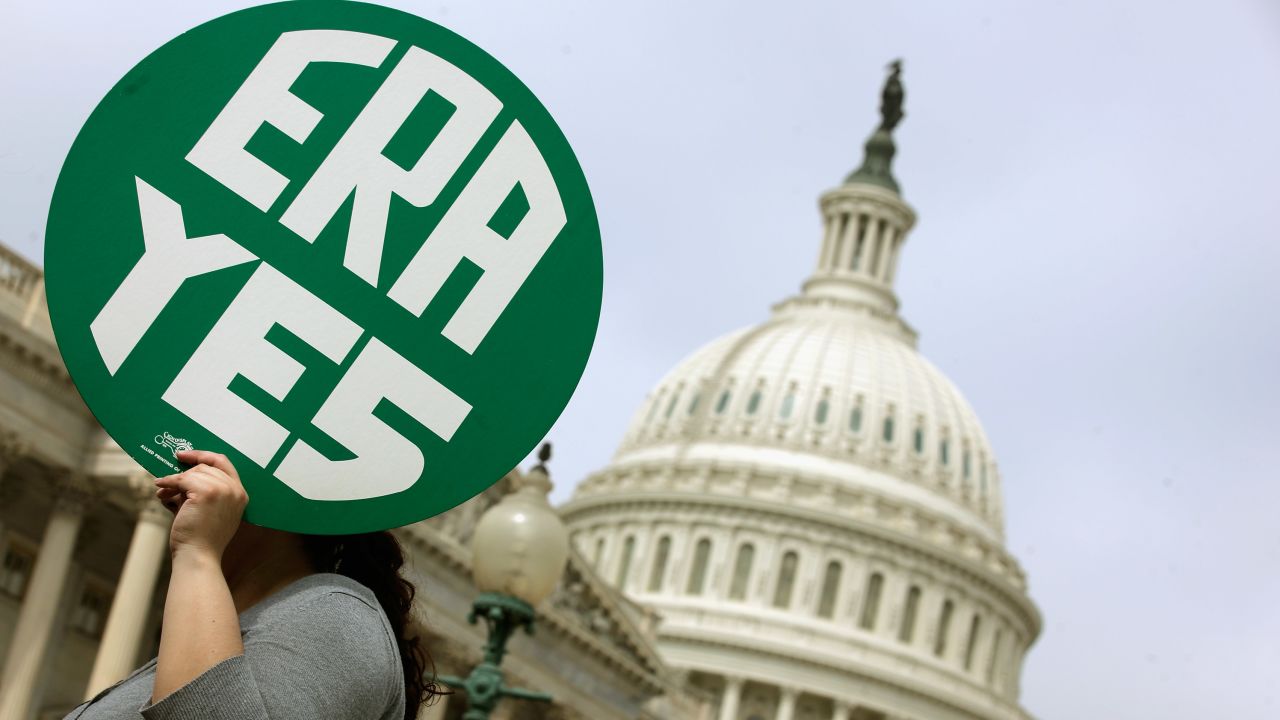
left=562, top=64, right=1040, bottom=720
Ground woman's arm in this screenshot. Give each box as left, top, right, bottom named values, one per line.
left=140, top=451, right=396, bottom=720
left=150, top=450, right=248, bottom=704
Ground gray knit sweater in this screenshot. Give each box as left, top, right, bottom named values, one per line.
left=65, top=573, right=405, bottom=720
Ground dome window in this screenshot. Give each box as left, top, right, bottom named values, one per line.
left=913, top=425, right=925, bottom=454
left=647, top=536, right=671, bottom=592
left=779, top=391, right=796, bottom=420
left=934, top=600, right=955, bottom=657
left=687, top=392, right=701, bottom=415
left=715, top=389, right=731, bottom=414
left=728, top=543, right=755, bottom=600
left=593, top=538, right=605, bottom=568
left=772, top=551, right=799, bottom=609
left=817, top=561, right=843, bottom=619
left=964, top=615, right=982, bottom=670
left=663, top=390, right=681, bottom=419
left=898, top=585, right=922, bottom=643
left=686, top=538, right=713, bottom=596
left=644, top=390, right=664, bottom=423
left=882, top=416, right=895, bottom=443
left=939, top=438, right=950, bottom=466
left=615, top=535, right=635, bottom=589
left=963, top=449, right=972, bottom=478
left=849, top=404, right=863, bottom=433
left=858, top=572, right=884, bottom=630
left=746, top=389, right=763, bottom=415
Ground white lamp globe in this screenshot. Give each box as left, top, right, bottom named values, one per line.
left=470, top=446, right=569, bottom=607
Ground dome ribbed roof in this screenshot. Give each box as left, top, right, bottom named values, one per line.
left=612, top=301, right=1005, bottom=540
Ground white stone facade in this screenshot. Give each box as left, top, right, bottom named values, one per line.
left=563, top=169, right=1040, bottom=719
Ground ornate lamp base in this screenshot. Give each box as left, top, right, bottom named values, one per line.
left=439, top=593, right=552, bottom=720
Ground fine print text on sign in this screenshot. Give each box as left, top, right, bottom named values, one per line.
left=45, top=2, right=602, bottom=533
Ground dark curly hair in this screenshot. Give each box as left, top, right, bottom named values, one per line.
left=301, top=532, right=438, bottom=719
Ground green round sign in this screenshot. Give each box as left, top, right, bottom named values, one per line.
left=45, top=2, right=601, bottom=533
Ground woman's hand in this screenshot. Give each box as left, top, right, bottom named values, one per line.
left=155, top=450, right=248, bottom=561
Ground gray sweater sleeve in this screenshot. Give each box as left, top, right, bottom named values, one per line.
left=138, top=591, right=399, bottom=720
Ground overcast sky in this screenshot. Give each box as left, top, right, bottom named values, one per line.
left=4, top=1, right=1279, bottom=717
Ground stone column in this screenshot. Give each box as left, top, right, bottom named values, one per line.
left=84, top=476, right=172, bottom=698
left=873, top=226, right=895, bottom=281
left=0, top=473, right=91, bottom=720
left=818, top=210, right=838, bottom=272
left=775, top=688, right=797, bottom=720
left=835, top=211, right=858, bottom=270
left=718, top=676, right=743, bottom=720
left=0, top=432, right=28, bottom=538
left=831, top=700, right=851, bottom=720
left=862, top=218, right=882, bottom=279
left=884, top=230, right=903, bottom=285
left=851, top=213, right=871, bottom=272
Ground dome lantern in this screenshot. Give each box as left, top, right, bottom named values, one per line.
left=801, top=60, right=918, bottom=327
left=846, top=58, right=906, bottom=193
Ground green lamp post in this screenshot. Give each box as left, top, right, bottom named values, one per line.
left=440, top=444, right=570, bottom=719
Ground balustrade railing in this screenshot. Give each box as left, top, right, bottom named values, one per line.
left=0, top=241, right=47, bottom=329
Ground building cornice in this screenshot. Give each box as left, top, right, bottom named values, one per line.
left=562, top=491, right=1041, bottom=637
left=0, top=311, right=83, bottom=412
left=597, top=448, right=1003, bottom=546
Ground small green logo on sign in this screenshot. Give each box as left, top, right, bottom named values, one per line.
left=45, top=2, right=602, bottom=533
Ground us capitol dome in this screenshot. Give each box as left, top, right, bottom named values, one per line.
left=562, top=63, right=1041, bottom=720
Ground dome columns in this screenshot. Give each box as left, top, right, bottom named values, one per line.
left=718, top=677, right=742, bottom=720
left=804, top=182, right=916, bottom=316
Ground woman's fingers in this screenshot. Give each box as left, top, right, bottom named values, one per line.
left=156, top=487, right=182, bottom=500
left=155, top=464, right=245, bottom=501
left=155, top=487, right=185, bottom=512
left=174, top=449, right=239, bottom=480
left=155, top=471, right=204, bottom=496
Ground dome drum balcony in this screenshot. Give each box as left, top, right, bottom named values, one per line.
left=561, top=494, right=1038, bottom=718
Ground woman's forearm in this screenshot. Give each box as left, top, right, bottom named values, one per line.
left=151, top=548, right=244, bottom=703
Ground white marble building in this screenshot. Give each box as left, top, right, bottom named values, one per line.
left=561, top=78, right=1041, bottom=720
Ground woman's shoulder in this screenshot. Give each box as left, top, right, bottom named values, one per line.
left=246, top=573, right=401, bottom=707
left=268, top=572, right=380, bottom=608
left=246, top=571, right=375, bottom=611
left=242, top=573, right=391, bottom=640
